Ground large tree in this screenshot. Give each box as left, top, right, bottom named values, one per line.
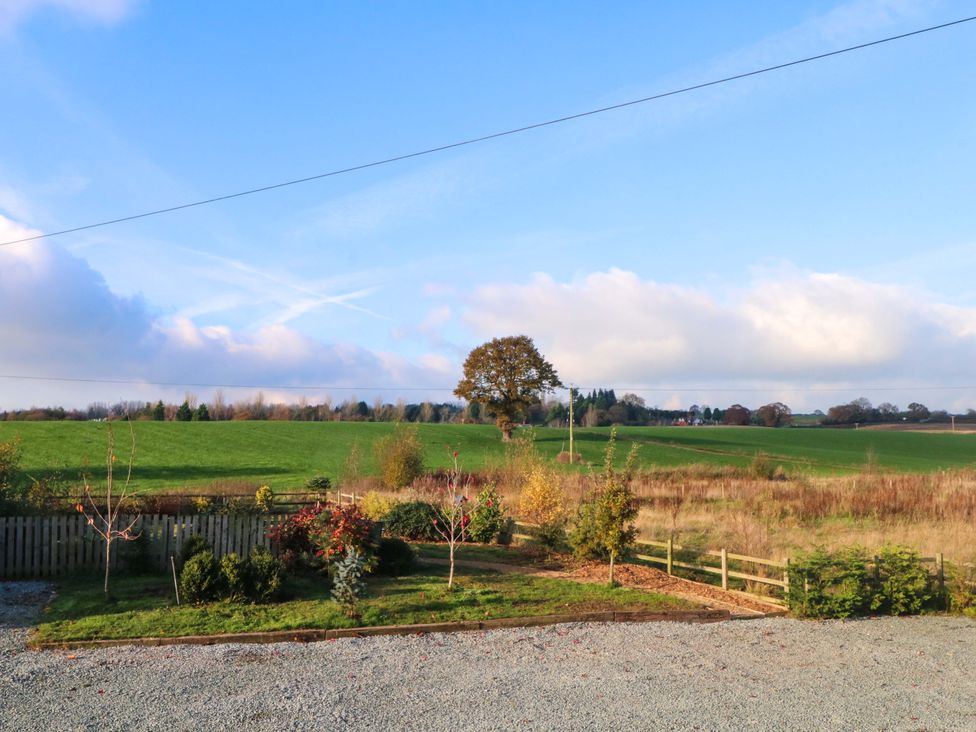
left=454, top=335, right=562, bottom=441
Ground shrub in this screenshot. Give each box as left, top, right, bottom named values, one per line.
left=518, top=465, right=567, bottom=549
left=948, top=561, right=976, bottom=617
left=332, top=547, right=366, bottom=617
left=750, top=452, right=776, bottom=480
left=569, top=500, right=609, bottom=560
left=247, top=547, right=284, bottom=602
left=305, top=475, right=333, bottom=493
left=374, top=425, right=425, bottom=489
left=311, top=504, right=376, bottom=563
left=220, top=553, right=248, bottom=599
left=180, top=551, right=224, bottom=603
left=383, top=500, right=441, bottom=541
left=872, top=545, right=933, bottom=615
left=191, top=496, right=214, bottom=514
left=787, top=546, right=874, bottom=618
left=179, top=535, right=212, bottom=570
left=359, top=491, right=398, bottom=521
left=375, top=537, right=417, bottom=576
left=254, top=485, right=274, bottom=513
left=468, top=484, right=504, bottom=544
left=268, top=504, right=326, bottom=559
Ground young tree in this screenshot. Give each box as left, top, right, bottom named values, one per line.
left=152, top=400, right=165, bottom=421
left=194, top=403, right=211, bottom=421
left=76, top=422, right=141, bottom=593
left=571, top=428, right=639, bottom=584
left=455, top=335, right=562, bottom=441
left=175, top=401, right=193, bottom=422
left=430, top=451, right=471, bottom=588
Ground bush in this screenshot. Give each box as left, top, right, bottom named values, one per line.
left=254, top=485, right=274, bottom=513
left=179, top=535, right=212, bottom=570
left=787, top=545, right=936, bottom=618
left=180, top=551, right=224, bottom=604
left=569, top=500, right=608, bottom=560
left=948, top=561, right=976, bottom=617
left=374, top=425, right=425, bottom=489
left=787, top=546, right=873, bottom=618
left=375, top=537, right=417, bottom=576
left=121, top=530, right=155, bottom=574
left=383, top=501, right=441, bottom=541
left=359, top=491, right=398, bottom=521
left=220, top=553, right=248, bottom=600
left=467, top=484, right=504, bottom=544
left=311, top=504, right=376, bottom=563
left=247, top=547, right=283, bottom=602
left=872, top=545, right=933, bottom=615
left=305, top=476, right=332, bottom=493
left=268, top=504, right=325, bottom=560
left=518, top=465, right=567, bottom=549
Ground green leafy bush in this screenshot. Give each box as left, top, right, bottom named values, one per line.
left=247, top=547, right=283, bottom=602
left=220, top=553, right=248, bottom=600
left=179, top=535, right=212, bottom=570
left=787, top=544, right=936, bottom=618
left=375, top=537, right=416, bottom=576
left=787, top=546, right=873, bottom=618
left=467, top=484, right=504, bottom=544
left=383, top=501, right=441, bottom=541
left=948, top=562, right=976, bottom=618
left=179, top=551, right=224, bottom=604
left=872, top=545, right=933, bottom=615
left=374, top=425, right=425, bottom=490
left=569, top=500, right=609, bottom=560
left=305, top=475, right=333, bottom=492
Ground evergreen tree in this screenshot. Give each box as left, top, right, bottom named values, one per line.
left=194, top=403, right=211, bottom=422
left=152, top=400, right=165, bottom=421
left=175, top=401, right=193, bottom=422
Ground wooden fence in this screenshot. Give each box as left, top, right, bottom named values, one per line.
left=0, top=514, right=284, bottom=579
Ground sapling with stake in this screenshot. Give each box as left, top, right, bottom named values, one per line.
left=76, top=421, right=141, bottom=593
left=431, top=451, right=471, bottom=588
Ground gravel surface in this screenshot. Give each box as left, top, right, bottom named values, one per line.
left=2, top=581, right=975, bottom=731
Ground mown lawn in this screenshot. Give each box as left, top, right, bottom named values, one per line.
left=33, top=563, right=695, bottom=643
left=5, top=421, right=975, bottom=494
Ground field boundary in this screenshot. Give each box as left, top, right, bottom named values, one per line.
left=29, top=608, right=731, bottom=651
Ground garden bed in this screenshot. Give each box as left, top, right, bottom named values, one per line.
left=32, top=563, right=699, bottom=644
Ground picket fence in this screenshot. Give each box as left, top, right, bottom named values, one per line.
left=0, top=514, right=284, bottom=579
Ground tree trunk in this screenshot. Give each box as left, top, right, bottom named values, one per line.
left=448, top=541, right=455, bottom=588
left=104, top=538, right=111, bottom=593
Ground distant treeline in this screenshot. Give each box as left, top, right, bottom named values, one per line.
left=2, top=390, right=973, bottom=428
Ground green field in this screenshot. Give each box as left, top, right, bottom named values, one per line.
left=3, top=421, right=975, bottom=493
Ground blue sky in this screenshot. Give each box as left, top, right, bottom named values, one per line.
left=1, top=0, right=975, bottom=412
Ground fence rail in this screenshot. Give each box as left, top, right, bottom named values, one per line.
left=0, top=514, right=283, bottom=579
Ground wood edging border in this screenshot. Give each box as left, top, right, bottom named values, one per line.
left=29, top=608, right=731, bottom=651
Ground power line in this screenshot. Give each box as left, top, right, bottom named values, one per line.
left=0, top=373, right=973, bottom=395
left=2, top=15, right=974, bottom=248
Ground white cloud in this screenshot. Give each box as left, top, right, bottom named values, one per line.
left=462, top=266, right=976, bottom=409
left=0, top=215, right=449, bottom=408
left=0, top=0, right=135, bottom=32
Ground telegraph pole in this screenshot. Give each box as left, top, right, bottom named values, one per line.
left=568, top=385, right=574, bottom=465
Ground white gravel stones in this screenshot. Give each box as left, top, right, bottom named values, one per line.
left=1, top=581, right=974, bottom=731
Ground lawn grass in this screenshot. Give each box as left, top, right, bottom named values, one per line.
left=33, top=563, right=696, bottom=643
left=5, top=421, right=976, bottom=494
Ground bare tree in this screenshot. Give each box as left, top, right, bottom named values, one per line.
left=430, top=451, right=470, bottom=588
left=76, top=422, right=141, bottom=593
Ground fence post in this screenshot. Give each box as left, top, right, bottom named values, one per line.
left=720, top=548, right=728, bottom=591
left=783, top=558, right=790, bottom=601
left=936, top=552, right=945, bottom=601
left=666, top=538, right=673, bottom=576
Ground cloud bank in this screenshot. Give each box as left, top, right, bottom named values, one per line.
left=463, top=267, right=976, bottom=407
left=0, top=216, right=451, bottom=408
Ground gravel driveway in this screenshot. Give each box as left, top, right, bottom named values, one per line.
left=2, top=581, right=974, bottom=731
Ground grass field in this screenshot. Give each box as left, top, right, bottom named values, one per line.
left=4, top=420, right=976, bottom=493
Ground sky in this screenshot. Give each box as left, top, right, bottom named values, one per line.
left=1, top=0, right=975, bottom=413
